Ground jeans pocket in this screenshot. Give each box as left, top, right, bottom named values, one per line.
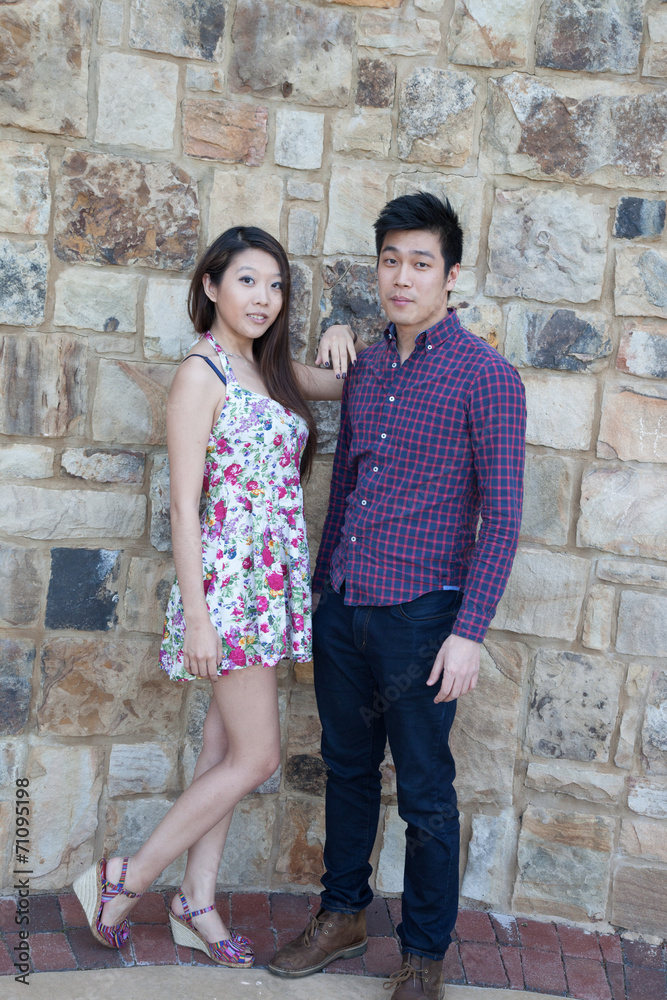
left=394, top=590, right=461, bottom=623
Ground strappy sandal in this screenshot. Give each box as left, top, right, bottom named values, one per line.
left=169, top=890, right=254, bottom=967
left=72, top=857, right=142, bottom=949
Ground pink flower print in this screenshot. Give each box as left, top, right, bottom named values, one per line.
left=291, top=538, right=299, bottom=548
left=202, top=475, right=210, bottom=492
left=287, top=511, right=296, bottom=528
left=224, top=463, right=242, bottom=483
left=229, top=647, right=247, bottom=666
left=273, top=434, right=283, bottom=446
left=260, top=622, right=269, bottom=633
left=214, top=500, right=227, bottom=522
left=279, top=452, right=291, bottom=468
left=277, top=486, right=287, bottom=499
left=292, top=613, right=304, bottom=632
left=257, top=595, right=269, bottom=613
left=204, top=573, right=214, bottom=594
left=242, top=556, right=253, bottom=570
left=267, top=571, right=284, bottom=591
left=243, top=497, right=253, bottom=511
left=217, top=549, right=224, bottom=560
left=262, top=546, right=273, bottom=567
left=247, top=480, right=258, bottom=492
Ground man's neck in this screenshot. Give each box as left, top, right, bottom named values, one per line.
left=394, top=306, right=450, bottom=363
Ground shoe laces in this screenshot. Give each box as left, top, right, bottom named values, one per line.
left=303, top=912, right=327, bottom=947
left=383, top=959, right=423, bottom=990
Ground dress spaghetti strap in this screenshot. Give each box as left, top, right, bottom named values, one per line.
left=181, top=353, right=227, bottom=385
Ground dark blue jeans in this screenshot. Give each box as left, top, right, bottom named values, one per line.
left=313, top=582, right=462, bottom=961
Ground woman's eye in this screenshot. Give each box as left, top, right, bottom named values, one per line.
left=240, top=275, right=254, bottom=284
left=272, top=282, right=283, bottom=290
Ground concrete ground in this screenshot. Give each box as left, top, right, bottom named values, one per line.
left=2, top=967, right=567, bottom=999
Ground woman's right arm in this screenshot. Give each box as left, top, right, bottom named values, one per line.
left=166, top=360, right=225, bottom=680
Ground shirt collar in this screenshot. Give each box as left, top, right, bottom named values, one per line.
left=383, top=308, right=462, bottom=350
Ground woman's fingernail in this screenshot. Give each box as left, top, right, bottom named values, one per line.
left=342, top=373, right=347, bottom=379
left=336, top=373, right=340, bottom=379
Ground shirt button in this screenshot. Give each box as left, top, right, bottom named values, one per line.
left=391, top=362, right=397, bottom=368
left=381, top=433, right=387, bottom=439
left=373, top=466, right=378, bottom=472
left=361, top=500, right=367, bottom=506
left=351, top=536, right=356, bottom=542
left=427, top=344, right=433, bottom=350
left=389, top=395, right=395, bottom=401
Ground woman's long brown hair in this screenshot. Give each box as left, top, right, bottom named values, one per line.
left=188, top=226, right=317, bottom=481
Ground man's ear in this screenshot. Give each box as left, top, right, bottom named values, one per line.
left=445, top=263, right=460, bottom=292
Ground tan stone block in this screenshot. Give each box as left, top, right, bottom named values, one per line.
left=359, top=12, right=440, bottom=55
left=578, top=464, right=667, bottom=560
left=231, top=0, right=354, bottom=107
left=505, top=303, right=611, bottom=373
left=611, top=863, right=667, bottom=938
left=304, top=462, right=334, bottom=566
left=597, top=557, right=667, bottom=590
left=392, top=173, right=484, bottom=268
left=0, top=485, right=146, bottom=541
left=108, top=742, right=178, bottom=796
left=275, top=109, right=324, bottom=170
left=628, top=778, right=667, bottom=818
left=0, top=544, right=48, bottom=628
left=454, top=302, right=501, bottom=349
left=287, top=180, right=323, bottom=202
left=0, top=444, right=54, bottom=480
left=617, top=591, right=667, bottom=658
left=96, top=53, right=178, bottom=151
left=615, top=246, right=667, bottom=319
left=217, top=796, right=278, bottom=886
left=285, top=686, right=325, bottom=796
left=54, top=267, right=139, bottom=333
left=616, top=664, right=652, bottom=771
left=375, top=805, right=406, bottom=893
left=617, top=321, right=667, bottom=380
left=288, top=262, right=313, bottom=363
left=105, top=795, right=185, bottom=886
left=0, top=239, right=49, bottom=326
left=38, top=635, right=184, bottom=737
left=620, top=817, right=667, bottom=863
left=324, top=163, right=388, bottom=256
left=54, top=149, right=199, bottom=271
left=92, top=360, right=175, bottom=445
left=98, top=0, right=124, bottom=45
left=186, top=66, right=225, bottom=93
left=644, top=42, right=667, bottom=78
left=143, top=278, right=193, bottom=361
left=62, top=449, right=145, bottom=485
left=0, top=0, right=91, bottom=137
left=182, top=683, right=212, bottom=786
left=450, top=0, right=531, bottom=68
left=150, top=453, right=171, bottom=552
left=398, top=68, right=475, bottom=166
left=319, top=259, right=384, bottom=352
left=537, top=0, right=644, bottom=74
left=483, top=73, right=667, bottom=190
left=0, top=141, right=50, bottom=235
left=461, top=810, right=516, bottom=906
left=183, top=99, right=267, bottom=165
left=294, top=661, right=314, bottom=684
left=0, top=335, right=85, bottom=438
left=0, top=802, right=12, bottom=894
left=525, top=762, right=624, bottom=804
left=486, top=188, right=608, bottom=304
left=332, top=110, right=392, bottom=157
left=288, top=209, right=319, bottom=257
left=599, top=381, right=667, bottom=464
left=28, top=746, right=104, bottom=891
left=582, top=584, right=615, bottom=651
left=520, top=453, right=575, bottom=547
left=130, top=0, right=226, bottom=61
left=356, top=57, right=395, bottom=109
left=513, top=806, right=613, bottom=921
left=492, top=548, right=590, bottom=640
left=451, top=640, right=528, bottom=806
left=0, top=637, right=35, bottom=735
left=525, top=648, right=624, bottom=763
left=124, top=556, right=175, bottom=634
left=276, top=798, right=325, bottom=886
left=641, top=669, right=667, bottom=775
left=327, top=0, right=401, bottom=5
left=208, top=170, right=283, bottom=241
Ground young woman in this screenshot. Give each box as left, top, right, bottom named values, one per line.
left=73, top=227, right=363, bottom=967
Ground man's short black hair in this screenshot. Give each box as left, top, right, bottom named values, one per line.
left=373, top=191, right=463, bottom=276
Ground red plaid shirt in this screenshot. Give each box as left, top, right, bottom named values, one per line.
left=312, top=309, right=526, bottom=643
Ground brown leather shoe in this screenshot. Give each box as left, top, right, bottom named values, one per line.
left=268, top=907, right=367, bottom=978
left=384, top=953, right=445, bottom=998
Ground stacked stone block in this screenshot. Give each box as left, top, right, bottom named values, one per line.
left=0, top=0, right=666, bottom=942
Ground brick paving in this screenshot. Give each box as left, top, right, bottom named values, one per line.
left=1, top=891, right=665, bottom=998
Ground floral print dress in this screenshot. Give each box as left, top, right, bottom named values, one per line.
left=159, top=332, right=312, bottom=680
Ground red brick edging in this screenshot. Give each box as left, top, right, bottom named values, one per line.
left=1, top=892, right=665, bottom=999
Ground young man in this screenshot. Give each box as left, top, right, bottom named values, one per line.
left=269, top=192, right=526, bottom=998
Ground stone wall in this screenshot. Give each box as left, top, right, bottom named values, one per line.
left=1, top=0, right=666, bottom=940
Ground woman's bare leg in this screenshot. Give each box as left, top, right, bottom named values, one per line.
left=100, top=664, right=280, bottom=930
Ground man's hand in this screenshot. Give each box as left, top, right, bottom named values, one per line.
left=427, top=634, right=481, bottom=703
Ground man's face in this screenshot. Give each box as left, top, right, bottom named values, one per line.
left=377, top=229, right=460, bottom=337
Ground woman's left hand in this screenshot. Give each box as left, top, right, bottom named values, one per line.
left=315, top=324, right=358, bottom=379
